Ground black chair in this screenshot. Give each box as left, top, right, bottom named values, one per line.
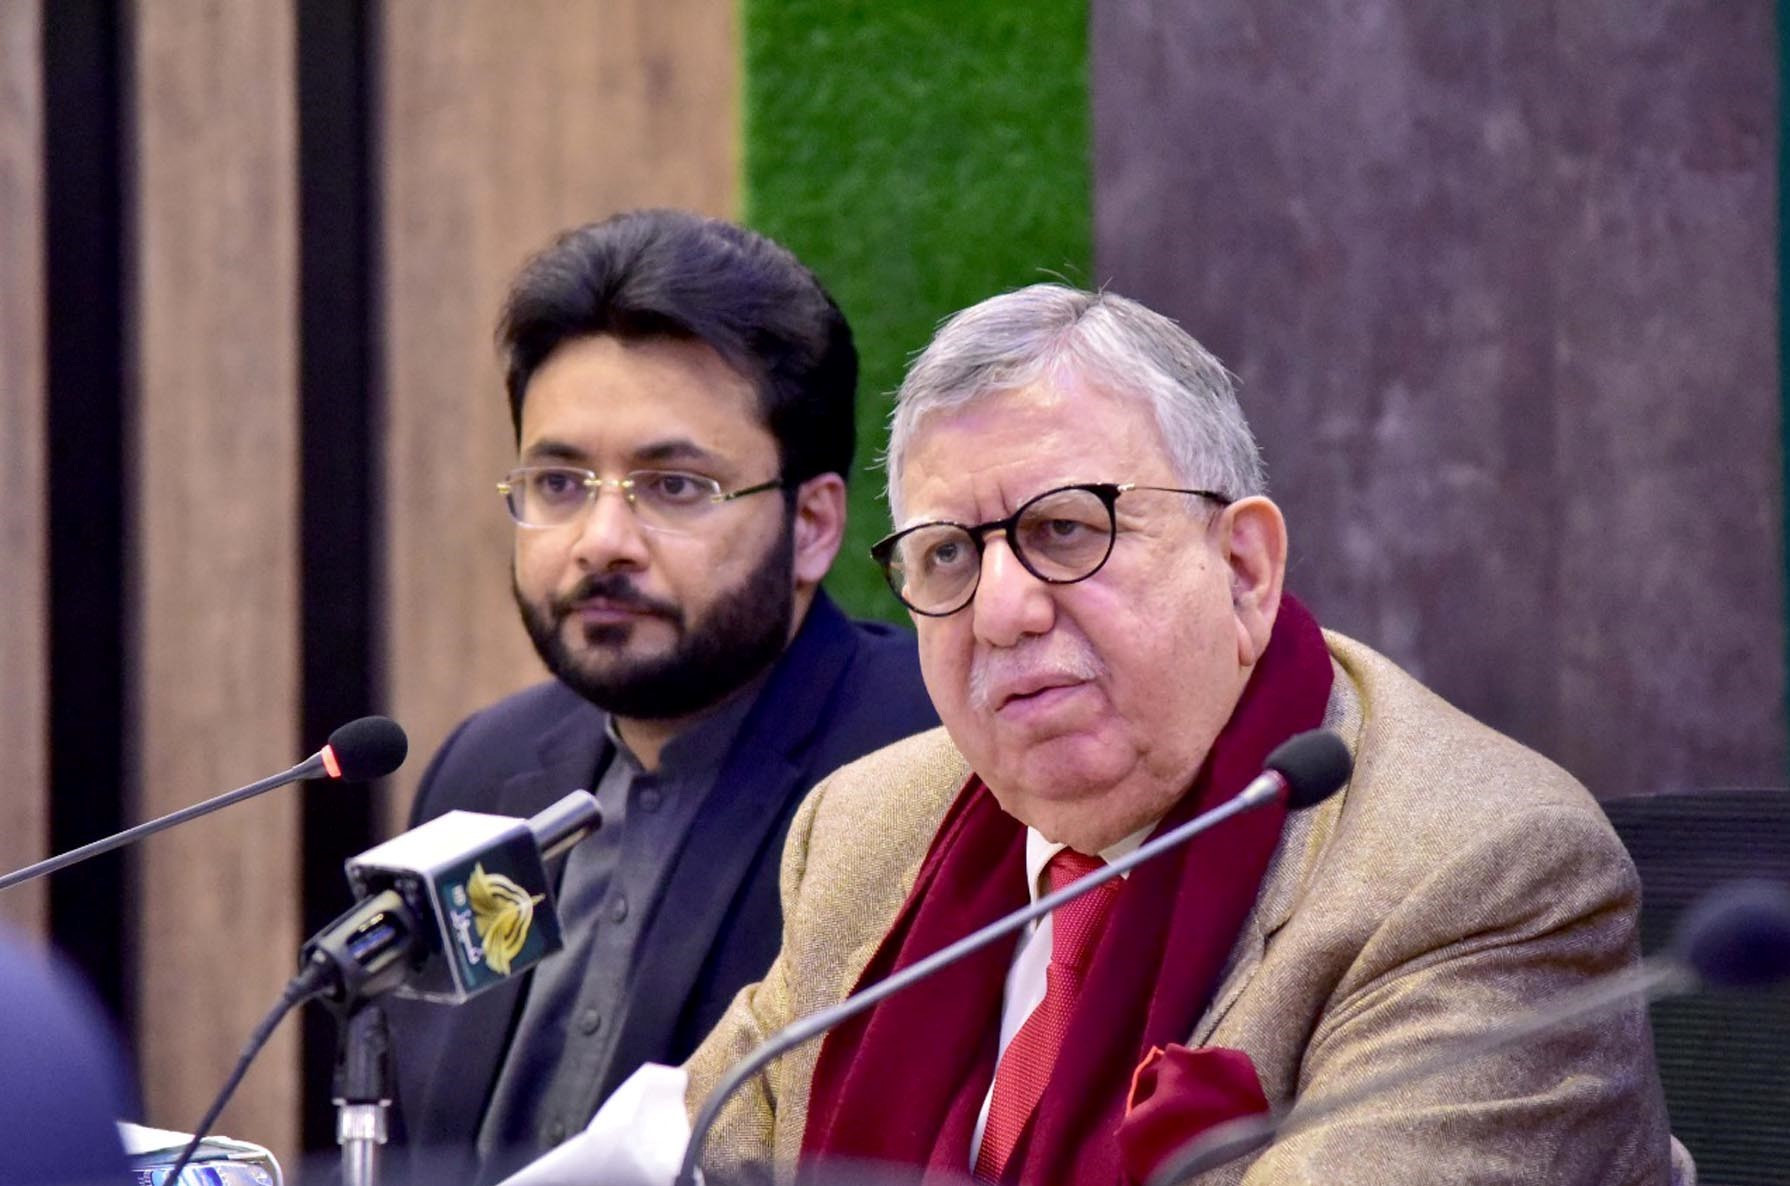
left=1602, top=788, right=1790, bottom=1186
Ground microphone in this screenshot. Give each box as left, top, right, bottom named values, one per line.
left=676, top=729, right=1354, bottom=1186
left=0, top=715, right=409, bottom=892
left=158, top=788, right=600, bottom=1186
left=1147, top=877, right=1790, bottom=1184
left=299, top=789, right=603, bottom=1004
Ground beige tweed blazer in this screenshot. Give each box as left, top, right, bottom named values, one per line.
left=682, top=632, right=1675, bottom=1185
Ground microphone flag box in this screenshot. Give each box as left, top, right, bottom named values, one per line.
left=346, top=810, right=564, bottom=1003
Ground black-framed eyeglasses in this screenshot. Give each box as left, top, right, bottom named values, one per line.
left=870, top=482, right=1231, bottom=617
left=497, top=466, right=783, bottom=535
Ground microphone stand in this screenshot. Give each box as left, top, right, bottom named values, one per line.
left=302, top=887, right=419, bottom=1186
left=332, top=1000, right=396, bottom=1186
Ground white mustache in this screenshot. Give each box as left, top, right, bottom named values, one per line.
left=968, top=638, right=1107, bottom=712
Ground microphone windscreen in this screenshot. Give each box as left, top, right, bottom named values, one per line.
left=1672, top=878, right=1790, bottom=990
left=1265, top=730, right=1353, bottom=810
left=325, top=716, right=410, bottom=781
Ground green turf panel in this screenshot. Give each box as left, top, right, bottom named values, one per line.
left=742, top=0, right=1092, bottom=622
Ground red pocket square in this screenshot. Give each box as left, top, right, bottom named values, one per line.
left=1118, top=1044, right=1271, bottom=1184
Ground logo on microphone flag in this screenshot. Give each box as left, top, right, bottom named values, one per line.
left=467, top=862, right=545, bottom=975
left=433, top=827, right=564, bottom=998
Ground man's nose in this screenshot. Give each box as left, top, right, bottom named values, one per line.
left=567, top=485, right=651, bottom=571
left=971, top=536, right=1054, bottom=647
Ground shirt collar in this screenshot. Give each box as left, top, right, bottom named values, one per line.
left=1023, top=819, right=1158, bottom=905
left=601, top=667, right=772, bottom=784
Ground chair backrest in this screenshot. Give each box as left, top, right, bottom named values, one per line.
left=1601, top=788, right=1790, bottom=1186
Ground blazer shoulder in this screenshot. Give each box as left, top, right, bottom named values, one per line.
left=838, top=617, right=934, bottom=711
left=411, top=679, right=600, bottom=819
left=1311, top=630, right=1633, bottom=917
left=1325, top=629, right=1598, bottom=816
left=788, top=617, right=936, bottom=767
left=792, top=727, right=968, bottom=886
left=447, top=678, right=592, bottom=741
left=809, top=726, right=967, bottom=815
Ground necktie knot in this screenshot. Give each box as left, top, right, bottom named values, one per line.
left=1045, top=849, right=1119, bottom=978
left=1046, top=847, right=1105, bottom=893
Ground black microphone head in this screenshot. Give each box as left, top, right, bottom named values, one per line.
left=1672, top=878, right=1790, bottom=990
left=1265, top=730, right=1353, bottom=810
left=323, top=716, right=409, bottom=781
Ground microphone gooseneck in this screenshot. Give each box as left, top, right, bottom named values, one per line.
left=675, top=730, right=1354, bottom=1186
left=0, top=716, right=410, bottom=892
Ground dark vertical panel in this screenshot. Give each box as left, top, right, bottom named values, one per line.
left=1782, top=0, right=1790, bottom=772
left=42, top=0, right=129, bottom=1024
left=1093, top=0, right=1783, bottom=796
left=0, top=0, right=47, bottom=938
left=296, top=0, right=380, bottom=1153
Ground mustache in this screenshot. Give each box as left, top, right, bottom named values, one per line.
left=968, top=637, right=1106, bottom=712
left=550, top=572, right=682, bottom=622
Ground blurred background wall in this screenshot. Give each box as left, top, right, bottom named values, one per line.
left=0, top=0, right=1780, bottom=1167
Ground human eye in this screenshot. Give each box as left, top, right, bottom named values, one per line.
left=1017, top=491, right=1110, bottom=565
left=1019, top=508, right=1103, bottom=547
left=635, top=471, right=715, bottom=508
left=916, top=531, right=974, bottom=576
left=1043, top=516, right=1098, bottom=539
left=530, top=468, right=587, bottom=505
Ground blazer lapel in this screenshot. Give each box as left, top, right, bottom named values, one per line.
left=410, top=706, right=610, bottom=1143
left=1189, top=797, right=1331, bottom=1047
left=1190, top=659, right=1362, bottom=1047
left=599, top=595, right=862, bottom=1085
left=497, top=705, right=611, bottom=822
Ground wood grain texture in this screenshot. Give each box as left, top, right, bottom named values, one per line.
left=378, top=0, right=738, bottom=831
left=131, top=0, right=301, bottom=1155
left=0, top=0, right=47, bottom=936
left=1092, top=0, right=1783, bottom=796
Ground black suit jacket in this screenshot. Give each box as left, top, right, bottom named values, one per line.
left=386, top=592, right=937, bottom=1169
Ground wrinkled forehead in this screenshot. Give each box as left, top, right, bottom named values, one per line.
left=890, top=381, right=1174, bottom=525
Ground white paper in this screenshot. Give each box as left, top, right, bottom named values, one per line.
left=499, top=1062, right=692, bottom=1186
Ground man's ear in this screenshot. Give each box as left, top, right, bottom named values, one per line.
left=791, top=472, right=847, bottom=589
left=1221, top=496, right=1288, bottom=667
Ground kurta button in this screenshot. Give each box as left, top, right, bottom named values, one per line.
left=578, top=1008, right=602, bottom=1035
left=546, top=1119, right=566, bottom=1144
left=639, top=788, right=662, bottom=812
left=609, top=895, right=629, bottom=923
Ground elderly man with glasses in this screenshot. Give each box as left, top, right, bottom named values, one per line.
left=386, top=210, right=938, bottom=1181
left=514, top=282, right=1680, bottom=1186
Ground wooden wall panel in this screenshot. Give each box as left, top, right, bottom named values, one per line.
left=379, top=0, right=738, bottom=831
left=131, top=0, right=301, bottom=1155
left=1092, top=0, right=1783, bottom=797
left=0, top=0, right=46, bottom=936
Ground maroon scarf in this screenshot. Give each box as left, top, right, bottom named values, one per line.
left=799, top=595, right=1333, bottom=1184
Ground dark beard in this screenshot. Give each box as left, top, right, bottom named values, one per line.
left=515, top=523, right=796, bottom=720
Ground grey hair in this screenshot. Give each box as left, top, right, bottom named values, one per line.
left=884, top=284, right=1265, bottom=522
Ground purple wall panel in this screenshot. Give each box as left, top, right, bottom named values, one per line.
left=1093, top=0, right=1782, bottom=795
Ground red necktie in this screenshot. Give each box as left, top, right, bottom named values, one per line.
left=974, top=848, right=1122, bottom=1183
